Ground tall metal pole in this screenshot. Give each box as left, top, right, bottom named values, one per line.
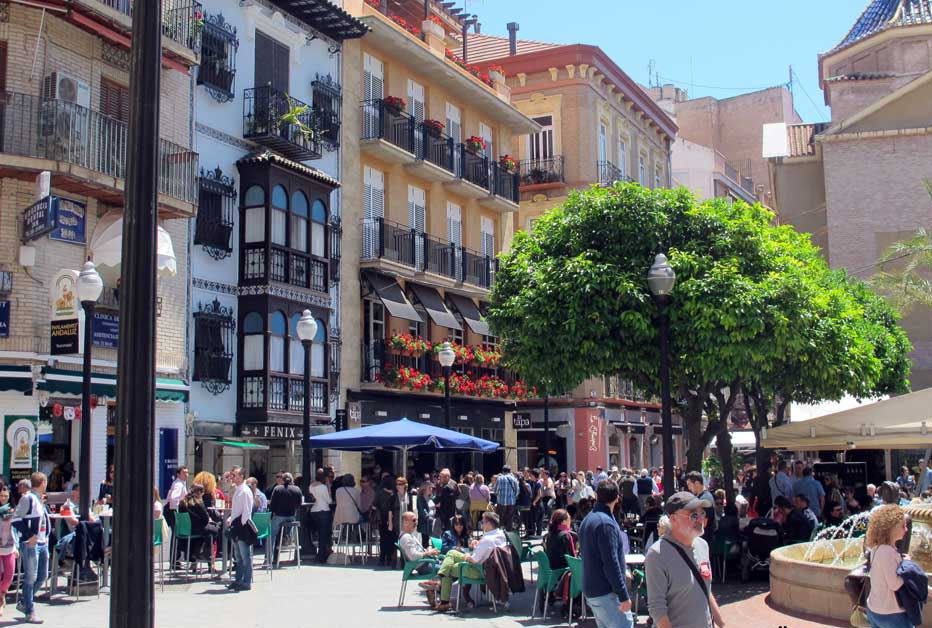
left=657, top=302, right=674, bottom=499
left=542, top=395, right=550, bottom=471
left=443, top=366, right=451, bottom=429
left=302, top=339, right=312, bottom=497
left=78, top=300, right=94, bottom=521
left=110, top=1, right=160, bottom=626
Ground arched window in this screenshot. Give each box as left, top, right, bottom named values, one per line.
left=243, top=185, right=265, bottom=243
left=289, top=312, right=304, bottom=376
left=311, top=318, right=327, bottom=378
left=311, top=199, right=327, bottom=257
left=291, top=192, right=309, bottom=252
left=271, top=185, right=288, bottom=246
left=242, top=312, right=264, bottom=370
left=269, top=310, right=287, bottom=372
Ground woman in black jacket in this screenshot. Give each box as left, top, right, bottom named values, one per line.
left=179, top=484, right=220, bottom=567
left=375, top=475, right=399, bottom=566
left=544, top=509, right=578, bottom=616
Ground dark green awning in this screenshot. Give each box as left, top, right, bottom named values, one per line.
left=37, top=367, right=189, bottom=403
left=0, top=365, right=33, bottom=394
left=214, top=440, right=269, bottom=450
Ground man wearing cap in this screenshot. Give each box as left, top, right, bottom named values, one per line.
left=591, top=466, right=608, bottom=490
left=645, top=491, right=724, bottom=628
left=578, top=480, right=632, bottom=628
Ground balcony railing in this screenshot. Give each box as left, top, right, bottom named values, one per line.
left=362, top=217, right=497, bottom=289
left=243, top=374, right=326, bottom=414
left=597, top=160, right=624, bottom=186
left=244, top=86, right=321, bottom=161
left=459, top=145, right=490, bottom=190
left=0, top=92, right=198, bottom=204
left=416, top=124, right=455, bottom=174
left=520, top=156, right=564, bottom=186
left=361, top=99, right=416, bottom=154
left=362, top=339, right=518, bottom=386
left=490, top=161, right=519, bottom=204
left=97, top=0, right=203, bottom=53
left=241, top=243, right=328, bottom=293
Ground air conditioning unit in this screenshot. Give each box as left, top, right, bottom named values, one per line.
left=42, top=71, right=91, bottom=108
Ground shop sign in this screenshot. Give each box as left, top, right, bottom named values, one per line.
left=92, top=310, right=119, bottom=348
left=50, top=269, right=79, bottom=320
left=512, top=412, right=531, bottom=429
left=50, top=197, right=86, bottom=244
left=347, top=402, right=362, bottom=429
left=22, top=196, right=56, bottom=243
left=3, top=416, right=37, bottom=482
left=239, top=423, right=303, bottom=440
left=50, top=319, right=79, bottom=355
left=159, top=428, right=179, bottom=499
left=0, top=300, right=8, bottom=338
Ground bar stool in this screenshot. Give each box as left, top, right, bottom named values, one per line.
left=275, top=520, right=302, bottom=569
left=335, top=522, right=367, bottom=565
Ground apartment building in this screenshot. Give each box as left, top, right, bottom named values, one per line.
left=765, top=0, right=932, bottom=389
left=339, top=0, right=539, bottom=477
left=467, top=29, right=683, bottom=472
left=0, top=0, right=199, bottom=493
left=187, top=0, right=365, bottom=481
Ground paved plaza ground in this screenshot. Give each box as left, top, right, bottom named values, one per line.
left=25, top=561, right=847, bottom=628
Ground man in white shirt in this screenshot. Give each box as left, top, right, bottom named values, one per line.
left=433, top=511, right=508, bottom=612
left=165, top=465, right=188, bottom=529
left=14, top=472, right=51, bottom=623
left=226, top=466, right=254, bottom=591
left=308, top=469, right=333, bottom=563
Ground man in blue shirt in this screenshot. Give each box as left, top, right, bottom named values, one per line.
left=792, top=466, right=825, bottom=519
left=769, top=460, right=795, bottom=503
left=494, top=465, right=518, bottom=532
left=918, top=459, right=932, bottom=497
left=578, top=479, right=632, bottom=628
left=591, top=466, right=608, bottom=490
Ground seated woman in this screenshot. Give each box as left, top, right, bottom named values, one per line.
left=824, top=500, right=846, bottom=527
left=544, top=509, right=578, bottom=617
left=441, top=515, right=470, bottom=554
left=178, top=483, right=220, bottom=570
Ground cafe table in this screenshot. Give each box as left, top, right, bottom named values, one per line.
left=98, top=510, right=113, bottom=588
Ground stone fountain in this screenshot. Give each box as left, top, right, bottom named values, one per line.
left=769, top=503, right=932, bottom=623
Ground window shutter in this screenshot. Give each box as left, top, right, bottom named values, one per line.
left=407, top=79, right=425, bottom=123
left=479, top=121, right=493, bottom=160
left=481, top=217, right=494, bottom=258
left=363, top=53, right=383, bottom=101
left=446, top=202, right=461, bottom=245
left=273, top=41, right=289, bottom=93
left=0, top=42, right=7, bottom=93
left=100, top=78, right=129, bottom=123
left=255, top=32, right=289, bottom=92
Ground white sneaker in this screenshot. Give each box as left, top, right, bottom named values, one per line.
left=503, top=601, right=511, bottom=611
left=25, top=613, right=44, bottom=624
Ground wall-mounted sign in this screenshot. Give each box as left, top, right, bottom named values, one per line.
left=0, top=301, right=9, bottom=338
left=3, top=416, right=37, bottom=482
left=50, top=319, right=79, bottom=355
left=21, top=196, right=55, bottom=243
left=92, top=310, right=119, bottom=348
left=50, top=269, right=79, bottom=320
left=239, top=423, right=303, bottom=440
left=512, top=412, right=531, bottom=429
left=50, top=197, right=86, bottom=244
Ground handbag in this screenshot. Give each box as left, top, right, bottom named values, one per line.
left=849, top=551, right=871, bottom=628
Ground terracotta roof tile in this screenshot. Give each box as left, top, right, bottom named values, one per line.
left=453, top=33, right=562, bottom=65
left=236, top=151, right=341, bottom=188
left=824, top=71, right=896, bottom=82
left=832, top=0, right=932, bottom=53
left=786, top=123, right=829, bottom=158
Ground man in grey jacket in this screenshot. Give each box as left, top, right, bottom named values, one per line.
left=645, top=491, right=725, bottom=628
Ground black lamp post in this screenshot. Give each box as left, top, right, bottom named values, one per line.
left=438, top=341, right=455, bottom=429
left=297, top=310, right=318, bottom=497
left=647, top=253, right=676, bottom=499
left=542, top=394, right=550, bottom=470
left=77, top=260, right=102, bottom=522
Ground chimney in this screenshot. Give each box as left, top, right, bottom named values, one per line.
left=507, top=22, right=519, bottom=56
left=475, top=22, right=481, bottom=34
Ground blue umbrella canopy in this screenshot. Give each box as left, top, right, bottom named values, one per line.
left=307, top=417, right=499, bottom=453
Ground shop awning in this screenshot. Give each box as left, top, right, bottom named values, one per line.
left=447, top=293, right=490, bottom=336
left=408, top=283, right=461, bottom=330
left=0, top=365, right=33, bottom=394
left=37, top=368, right=189, bottom=403
left=213, top=439, right=270, bottom=450
left=364, top=272, right=422, bottom=323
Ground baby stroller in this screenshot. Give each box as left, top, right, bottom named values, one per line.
left=740, top=517, right=783, bottom=582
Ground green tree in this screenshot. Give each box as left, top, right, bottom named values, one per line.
left=488, top=183, right=911, bottom=484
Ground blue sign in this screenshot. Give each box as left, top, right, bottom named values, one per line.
left=0, top=301, right=8, bottom=338
left=50, top=197, right=86, bottom=244
left=91, top=310, right=119, bottom=348
left=159, top=428, right=179, bottom=499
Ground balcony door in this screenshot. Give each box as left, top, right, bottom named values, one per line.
left=364, top=298, right=385, bottom=381
left=617, top=136, right=627, bottom=179
left=480, top=216, right=495, bottom=259
left=528, top=115, right=554, bottom=161
left=598, top=121, right=607, bottom=164
left=446, top=102, right=461, bottom=174
left=363, top=166, right=384, bottom=259
left=255, top=31, right=289, bottom=92
left=363, top=53, right=384, bottom=137
left=407, top=79, right=425, bottom=157
left=479, top=121, right=493, bottom=161
left=408, top=184, right=426, bottom=269
left=447, top=202, right=462, bottom=281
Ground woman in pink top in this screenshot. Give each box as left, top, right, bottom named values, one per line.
left=468, top=474, right=491, bottom=532
left=865, top=504, right=912, bottom=628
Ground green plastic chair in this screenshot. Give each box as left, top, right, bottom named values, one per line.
left=631, top=567, right=648, bottom=616
left=394, top=542, right=439, bottom=607
left=455, top=560, right=497, bottom=613
left=506, top=530, right=537, bottom=582
left=153, top=518, right=165, bottom=591
left=430, top=537, right=443, bottom=552
left=172, top=511, right=210, bottom=581
left=564, top=555, right=587, bottom=627
left=531, top=551, right=568, bottom=619
left=252, top=512, right=273, bottom=581
left=710, top=536, right=739, bottom=582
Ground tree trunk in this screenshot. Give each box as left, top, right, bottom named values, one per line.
left=686, top=411, right=704, bottom=474
left=717, top=423, right=735, bottom=503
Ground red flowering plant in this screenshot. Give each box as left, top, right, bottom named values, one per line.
left=389, top=13, right=421, bottom=37
left=488, top=65, right=506, bottom=78
left=465, top=135, right=487, bottom=154
left=382, top=365, right=432, bottom=391
left=389, top=333, right=430, bottom=355
left=382, top=95, right=406, bottom=114
left=472, top=347, right=502, bottom=367
left=509, top=380, right=536, bottom=400
left=427, top=15, right=444, bottom=27
left=498, top=155, right=517, bottom=174
left=422, top=118, right=445, bottom=137
left=364, top=0, right=380, bottom=7
left=477, top=375, right=509, bottom=399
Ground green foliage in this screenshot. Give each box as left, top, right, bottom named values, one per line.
left=701, top=452, right=743, bottom=480
left=278, top=98, right=315, bottom=141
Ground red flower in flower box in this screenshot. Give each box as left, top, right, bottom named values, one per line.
left=383, top=95, right=406, bottom=114
left=465, top=136, right=486, bottom=154
left=499, top=155, right=517, bottom=174
left=428, top=15, right=444, bottom=27
left=422, top=118, right=445, bottom=138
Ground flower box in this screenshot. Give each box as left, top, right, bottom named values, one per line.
left=383, top=95, right=406, bottom=115
left=422, top=18, right=444, bottom=39
left=499, top=155, right=517, bottom=174
left=423, top=119, right=445, bottom=138
left=465, top=135, right=487, bottom=154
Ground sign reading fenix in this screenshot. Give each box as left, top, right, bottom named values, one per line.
left=50, top=319, right=79, bottom=355
left=239, top=424, right=303, bottom=440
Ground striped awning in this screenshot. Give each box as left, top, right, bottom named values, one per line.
left=0, top=365, right=33, bottom=394
left=37, top=367, right=189, bottom=403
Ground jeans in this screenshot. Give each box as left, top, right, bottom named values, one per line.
left=867, top=609, right=914, bottom=628
left=233, top=538, right=253, bottom=589
left=270, top=514, right=295, bottom=560
left=587, top=592, right=634, bottom=628
left=310, top=510, right=332, bottom=562
left=497, top=504, right=516, bottom=531
left=20, top=542, right=49, bottom=615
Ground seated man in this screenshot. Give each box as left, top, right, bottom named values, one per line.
left=55, top=484, right=100, bottom=578
left=397, top=511, right=441, bottom=604
left=784, top=493, right=818, bottom=543
left=433, top=511, right=508, bottom=612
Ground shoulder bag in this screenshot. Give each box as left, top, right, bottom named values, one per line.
left=663, top=538, right=713, bottom=624
left=343, top=487, right=368, bottom=525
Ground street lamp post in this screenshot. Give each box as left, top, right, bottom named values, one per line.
left=297, top=310, right=318, bottom=497
left=438, top=342, right=455, bottom=429
left=77, top=260, right=102, bottom=522
left=647, top=253, right=676, bottom=499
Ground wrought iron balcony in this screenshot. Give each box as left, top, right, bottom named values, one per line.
left=96, top=0, right=203, bottom=53
left=490, top=161, right=519, bottom=204
left=415, top=123, right=456, bottom=175
left=458, top=145, right=490, bottom=191
left=361, top=99, right=416, bottom=155
left=0, top=92, right=198, bottom=204
left=244, top=86, right=321, bottom=161
left=520, top=156, right=564, bottom=186
left=597, top=160, right=624, bottom=186
left=241, top=243, right=328, bottom=293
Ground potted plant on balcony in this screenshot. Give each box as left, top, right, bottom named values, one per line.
left=465, top=135, right=486, bottom=154
left=277, top=100, right=315, bottom=146
left=488, top=65, right=506, bottom=83
left=422, top=118, right=444, bottom=138
left=383, top=95, right=406, bottom=116
left=499, top=155, right=517, bottom=174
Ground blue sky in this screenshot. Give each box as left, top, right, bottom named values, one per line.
left=461, top=0, right=868, bottom=122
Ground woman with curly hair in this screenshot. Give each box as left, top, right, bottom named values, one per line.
left=193, top=471, right=219, bottom=508
left=864, top=504, right=913, bottom=628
